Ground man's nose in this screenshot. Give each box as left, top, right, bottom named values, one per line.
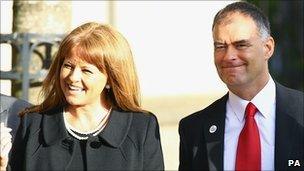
left=223, top=45, right=237, bottom=61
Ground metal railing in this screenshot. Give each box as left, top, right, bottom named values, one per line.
left=0, top=33, right=64, bottom=100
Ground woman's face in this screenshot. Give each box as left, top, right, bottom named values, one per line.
left=59, top=57, right=108, bottom=107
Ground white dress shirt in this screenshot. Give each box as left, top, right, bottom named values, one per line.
left=224, top=77, right=276, bottom=171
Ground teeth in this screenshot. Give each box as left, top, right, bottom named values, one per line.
left=68, top=85, right=84, bottom=91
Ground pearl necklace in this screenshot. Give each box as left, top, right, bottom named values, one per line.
left=63, top=108, right=112, bottom=140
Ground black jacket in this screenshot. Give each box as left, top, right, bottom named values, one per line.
left=179, top=83, right=303, bottom=171
left=9, top=108, right=164, bottom=170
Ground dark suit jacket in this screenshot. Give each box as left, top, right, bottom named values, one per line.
left=9, top=107, right=164, bottom=171
left=0, top=94, right=31, bottom=138
left=179, top=83, right=303, bottom=171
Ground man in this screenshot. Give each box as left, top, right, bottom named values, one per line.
left=0, top=93, right=31, bottom=137
left=179, top=2, right=303, bottom=171
left=0, top=94, right=31, bottom=170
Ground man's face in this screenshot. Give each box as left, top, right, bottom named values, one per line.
left=212, top=12, right=274, bottom=90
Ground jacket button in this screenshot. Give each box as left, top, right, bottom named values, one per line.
left=90, top=141, right=102, bottom=149
left=61, top=138, right=74, bottom=151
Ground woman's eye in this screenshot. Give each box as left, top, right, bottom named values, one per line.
left=63, top=64, right=72, bottom=69
left=83, top=69, right=93, bottom=74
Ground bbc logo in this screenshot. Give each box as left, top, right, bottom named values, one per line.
left=288, top=160, right=301, bottom=167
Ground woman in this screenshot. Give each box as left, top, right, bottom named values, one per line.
left=9, top=22, right=164, bottom=170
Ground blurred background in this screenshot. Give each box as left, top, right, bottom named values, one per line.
left=1, top=0, right=303, bottom=169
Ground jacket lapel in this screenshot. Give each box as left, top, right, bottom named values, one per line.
left=202, top=94, right=227, bottom=171
left=42, top=107, right=75, bottom=169
left=98, top=109, right=133, bottom=148
left=274, top=83, right=301, bottom=170
left=42, top=108, right=69, bottom=145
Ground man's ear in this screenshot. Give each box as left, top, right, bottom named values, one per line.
left=264, top=36, right=275, bottom=60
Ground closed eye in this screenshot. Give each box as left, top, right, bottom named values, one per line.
left=83, top=69, right=93, bottom=74
left=63, top=63, right=73, bottom=69
left=214, top=43, right=227, bottom=50
left=233, top=40, right=251, bottom=50
left=235, top=43, right=250, bottom=49
left=215, top=45, right=226, bottom=49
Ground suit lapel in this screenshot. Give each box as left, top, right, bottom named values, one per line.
left=274, top=83, right=300, bottom=170
left=202, top=94, right=227, bottom=171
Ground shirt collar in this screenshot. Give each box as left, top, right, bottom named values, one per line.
left=228, top=76, right=276, bottom=122
left=251, top=76, right=276, bottom=118
left=228, top=91, right=248, bottom=122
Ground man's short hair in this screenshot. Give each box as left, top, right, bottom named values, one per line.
left=212, top=1, right=271, bottom=39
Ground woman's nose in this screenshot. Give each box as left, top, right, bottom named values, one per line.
left=68, top=68, right=82, bottom=82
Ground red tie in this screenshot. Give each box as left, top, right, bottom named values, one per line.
left=235, top=102, right=261, bottom=171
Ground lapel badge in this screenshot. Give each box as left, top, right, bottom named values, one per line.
left=209, top=125, right=217, bottom=133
